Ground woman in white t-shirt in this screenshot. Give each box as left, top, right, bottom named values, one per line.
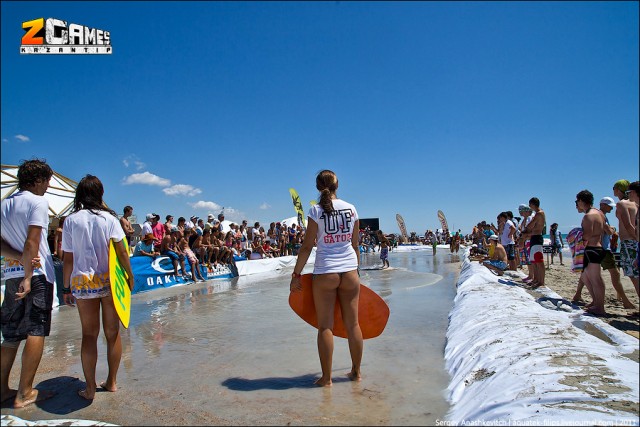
left=290, top=170, right=362, bottom=387
left=61, top=175, right=133, bottom=401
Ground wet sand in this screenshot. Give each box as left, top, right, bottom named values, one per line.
left=1, top=251, right=461, bottom=425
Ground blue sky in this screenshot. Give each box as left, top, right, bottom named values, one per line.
left=2, top=1, right=638, bottom=234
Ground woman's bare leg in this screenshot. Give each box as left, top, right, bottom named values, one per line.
left=312, top=274, right=339, bottom=387
left=337, top=270, right=363, bottom=381
left=76, top=299, right=102, bottom=399
left=100, top=296, right=122, bottom=392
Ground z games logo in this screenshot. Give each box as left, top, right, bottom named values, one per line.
left=20, top=18, right=112, bottom=54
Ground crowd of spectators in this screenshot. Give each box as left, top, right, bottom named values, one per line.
left=123, top=211, right=310, bottom=280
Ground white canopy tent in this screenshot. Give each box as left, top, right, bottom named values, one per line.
left=280, top=216, right=300, bottom=227
left=1, top=164, right=77, bottom=218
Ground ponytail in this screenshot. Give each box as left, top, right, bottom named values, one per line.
left=316, top=170, right=338, bottom=214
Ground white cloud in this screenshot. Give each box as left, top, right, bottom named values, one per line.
left=122, top=171, right=171, bottom=187
left=162, top=184, right=202, bottom=197
left=122, top=155, right=146, bottom=170
left=259, top=202, right=271, bottom=210
left=189, top=201, right=223, bottom=211
left=15, top=134, right=30, bottom=142
left=2, top=138, right=8, bottom=143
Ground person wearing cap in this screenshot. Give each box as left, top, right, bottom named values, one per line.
left=142, top=213, right=154, bottom=236
left=481, top=234, right=508, bottom=275
left=204, top=214, right=215, bottom=232
left=132, top=233, right=159, bottom=258
left=613, top=179, right=639, bottom=294
left=185, top=216, right=197, bottom=232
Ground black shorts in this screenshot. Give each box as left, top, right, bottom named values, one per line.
left=584, top=246, right=605, bottom=268
left=1, top=275, right=54, bottom=343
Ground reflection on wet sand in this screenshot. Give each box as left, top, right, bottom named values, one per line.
left=1, top=250, right=459, bottom=425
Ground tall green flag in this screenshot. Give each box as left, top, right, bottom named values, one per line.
left=289, top=188, right=306, bottom=228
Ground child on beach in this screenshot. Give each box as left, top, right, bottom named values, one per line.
left=377, top=230, right=390, bottom=269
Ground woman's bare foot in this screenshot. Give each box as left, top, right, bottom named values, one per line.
left=99, top=381, right=117, bottom=392
left=13, top=389, right=54, bottom=408
left=347, top=370, right=362, bottom=382
left=314, top=377, right=332, bottom=387
left=1, top=388, right=18, bottom=404
left=77, top=388, right=95, bottom=400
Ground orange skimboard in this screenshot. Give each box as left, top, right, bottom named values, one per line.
left=289, top=274, right=390, bottom=339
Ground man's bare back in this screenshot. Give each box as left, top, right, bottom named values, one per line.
left=492, top=243, right=508, bottom=263
left=616, top=199, right=638, bottom=241
left=582, top=208, right=605, bottom=247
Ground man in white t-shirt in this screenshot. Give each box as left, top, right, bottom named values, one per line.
left=0, top=159, right=56, bottom=408
left=218, top=213, right=227, bottom=233
left=141, top=213, right=154, bottom=235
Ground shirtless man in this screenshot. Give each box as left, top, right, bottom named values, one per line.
left=160, top=229, right=186, bottom=279
left=120, top=206, right=135, bottom=245
left=522, top=197, right=546, bottom=289
left=576, top=190, right=607, bottom=315
left=481, top=234, right=508, bottom=276
left=613, top=179, right=639, bottom=297
left=599, top=197, right=636, bottom=308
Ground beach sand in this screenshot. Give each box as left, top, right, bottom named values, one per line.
left=528, top=260, right=639, bottom=339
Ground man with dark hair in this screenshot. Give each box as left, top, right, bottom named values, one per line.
left=575, top=190, right=607, bottom=315
left=164, top=214, right=174, bottom=235
left=523, top=197, right=546, bottom=289
left=1, top=158, right=56, bottom=408
left=120, top=205, right=134, bottom=244
left=498, top=212, right=517, bottom=270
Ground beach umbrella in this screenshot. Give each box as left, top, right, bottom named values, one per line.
left=1, top=164, right=77, bottom=218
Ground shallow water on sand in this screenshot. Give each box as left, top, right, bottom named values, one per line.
left=2, top=251, right=461, bottom=425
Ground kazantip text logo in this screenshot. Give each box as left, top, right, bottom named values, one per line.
left=20, top=18, right=112, bottom=55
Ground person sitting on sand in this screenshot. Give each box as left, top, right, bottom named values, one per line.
left=575, top=190, right=607, bottom=316
left=480, top=235, right=508, bottom=275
